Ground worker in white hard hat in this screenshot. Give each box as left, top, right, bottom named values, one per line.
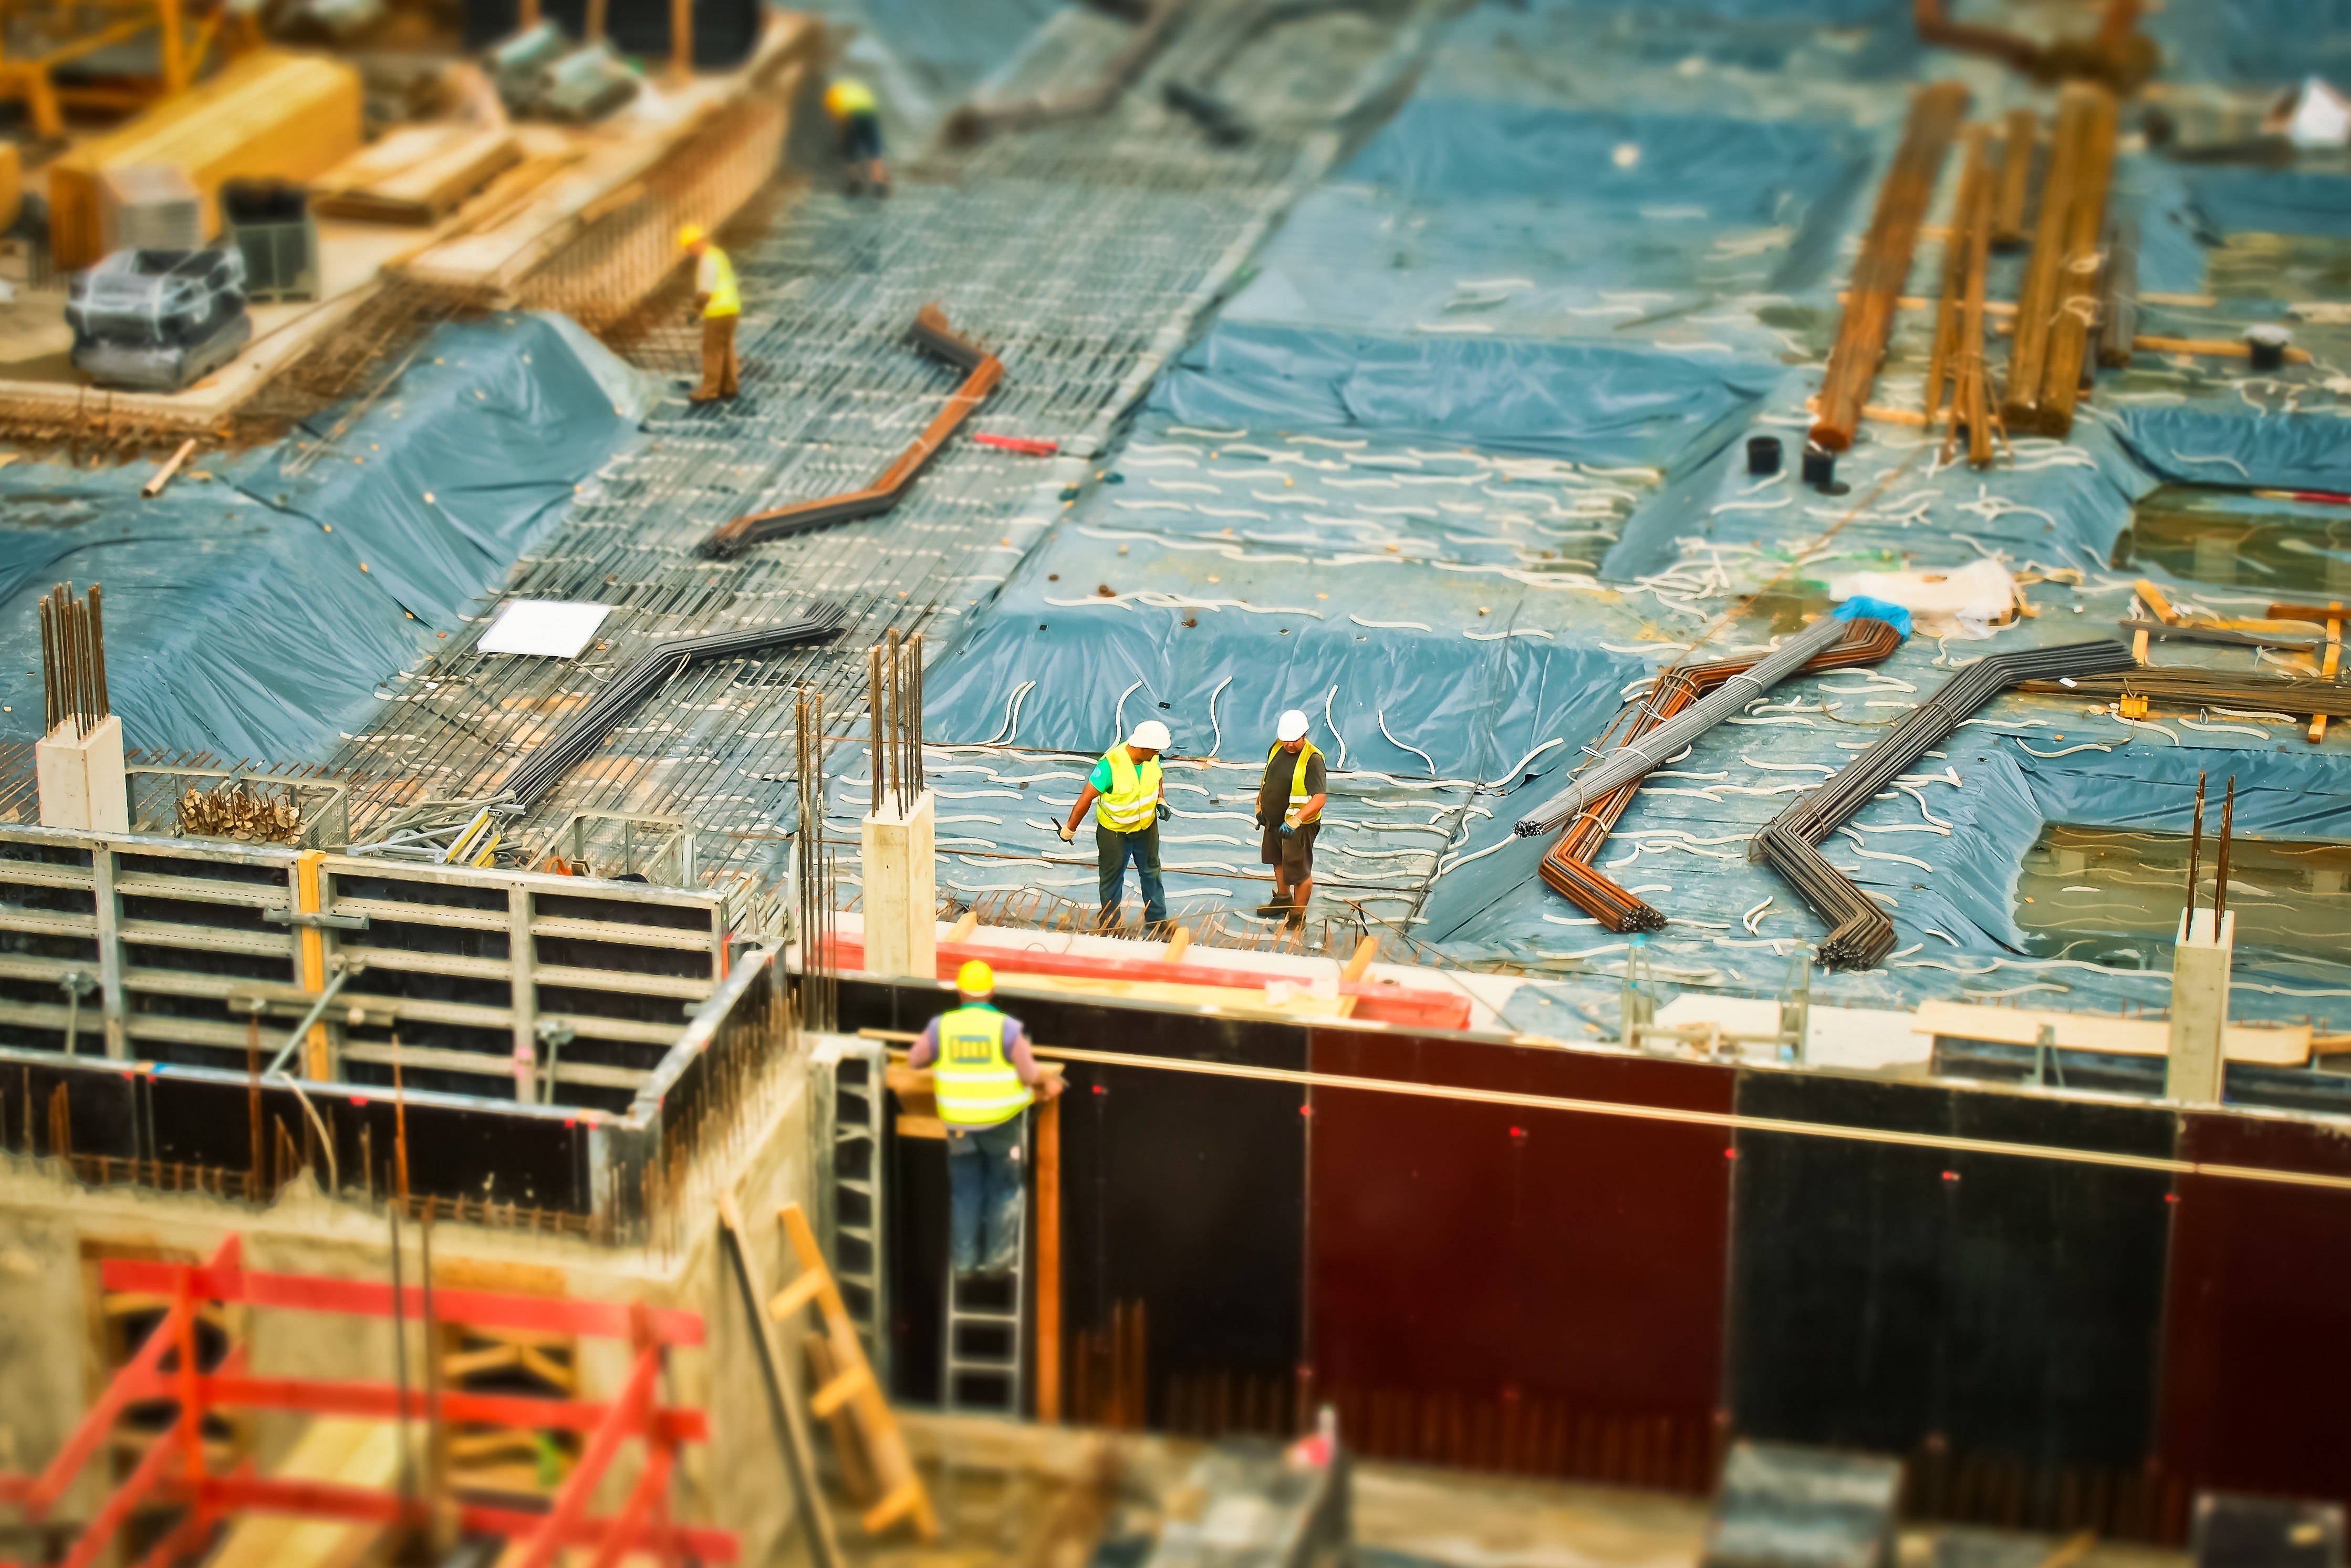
left=1256, top=709, right=1326, bottom=927
left=1060, top=718, right=1171, bottom=933
left=907, top=958, right=1063, bottom=1277
left=678, top=224, right=740, bottom=403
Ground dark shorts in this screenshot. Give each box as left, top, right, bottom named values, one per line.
left=844, top=110, right=883, bottom=161
left=1260, top=819, right=1319, bottom=881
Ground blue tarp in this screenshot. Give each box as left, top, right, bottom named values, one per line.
left=0, top=313, right=657, bottom=760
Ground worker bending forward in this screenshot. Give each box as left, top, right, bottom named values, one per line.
left=1060, top=719, right=1170, bottom=933
left=1257, top=709, right=1326, bottom=926
left=910, top=961, right=1062, bottom=1277
left=824, top=77, right=890, bottom=195
left=679, top=225, right=740, bottom=403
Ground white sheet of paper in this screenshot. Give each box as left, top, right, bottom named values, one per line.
left=478, top=600, right=612, bottom=659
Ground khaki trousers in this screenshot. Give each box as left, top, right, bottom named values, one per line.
left=694, top=313, right=740, bottom=399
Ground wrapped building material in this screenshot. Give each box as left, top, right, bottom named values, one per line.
left=67, top=247, right=253, bottom=392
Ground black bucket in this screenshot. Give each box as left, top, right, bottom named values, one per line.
left=2247, top=325, right=2292, bottom=372
left=1802, top=442, right=1836, bottom=487
left=1747, top=435, right=1782, bottom=476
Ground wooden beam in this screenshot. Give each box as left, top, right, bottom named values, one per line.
left=1035, top=1082, right=1061, bottom=1424
left=1811, top=80, right=1970, bottom=453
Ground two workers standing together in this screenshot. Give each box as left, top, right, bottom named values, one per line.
left=673, top=76, right=890, bottom=404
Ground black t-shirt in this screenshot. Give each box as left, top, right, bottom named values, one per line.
left=1257, top=746, right=1327, bottom=825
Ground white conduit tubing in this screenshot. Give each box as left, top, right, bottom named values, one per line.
left=1514, top=610, right=1882, bottom=837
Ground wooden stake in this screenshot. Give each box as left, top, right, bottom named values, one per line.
left=142, top=438, right=196, bottom=499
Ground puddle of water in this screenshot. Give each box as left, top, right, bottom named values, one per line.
left=2205, top=232, right=2351, bottom=302
left=2110, top=485, right=2351, bottom=593
left=2017, top=823, right=2351, bottom=973
left=1744, top=584, right=1830, bottom=636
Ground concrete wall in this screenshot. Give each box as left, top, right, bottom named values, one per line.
left=0, top=1043, right=817, bottom=1561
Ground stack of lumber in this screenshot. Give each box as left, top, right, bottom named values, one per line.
left=311, top=123, right=523, bottom=224
left=49, top=50, right=362, bottom=271
left=1809, top=80, right=1970, bottom=453
left=2000, top=81, right=2119, bottom=436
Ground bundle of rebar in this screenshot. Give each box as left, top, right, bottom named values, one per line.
left=1753, top=638, right=2136, bottom=969
left=38, top=582, right=110, bottom=740
left=868, top=629, right=925, bottom=818
left=1923, top=124, right=2006, bottom=469
left=794, top=686, right=837, bottom=1033
left=945, top=0, right=1194, bottom=143
left=2015, top=667, right=2351, bottom=718
left=699, top=307, right=1003, bottom=559
left=2000, top=82, right=2118, bottom=437
left=1810, top=80, right=1970, bottom=453
left=1538, top=618, right=1905, bottom=931
left=500, top=602, right=847, bottom=810
left=1513, top=610, right=1906, bottom=839
left=178, top=784, right=303, bottom=844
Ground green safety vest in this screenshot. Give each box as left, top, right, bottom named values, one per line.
left=702, top=245, right=740, bottom=318
left=1267, top=741, right=1322, bottom=822
left=1095, top=745, right=1161, bottom=832
left=932, top=1004, right=1029, bottom=1127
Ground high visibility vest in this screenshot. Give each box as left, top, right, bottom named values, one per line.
left=825, top=79, right=877, bottom=119
left=1095, top=746, right=1161, bottom=832
left=1267, top=741, right=1323, bottom=823
left=701, top=246, right=740, bottom=318
left=932, top=1004, right=1029, bottom=1127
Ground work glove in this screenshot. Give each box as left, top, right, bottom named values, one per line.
left=1156, top=802, right=1171, bottom=822
left=1058, top=822, right=1076, bottom=844
left=1278, top=820, right=1297, bottom=839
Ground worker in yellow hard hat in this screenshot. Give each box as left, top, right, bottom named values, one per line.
left=822, top=76, right=888, bottom=196
left=907, top=959, right=1061, bottom=1278
left=677, top=224, right=740, bottom=403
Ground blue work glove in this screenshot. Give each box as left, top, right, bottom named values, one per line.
left=1157, top=802, right=1171, bottom=822
left=1278, top=820, right=1297, bottom=839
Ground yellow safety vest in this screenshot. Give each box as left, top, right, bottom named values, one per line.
left=1096, top=746, right=1161, bottom=832
left=1267, top=741, right=1323, bottom=823
left=702, top=245, right=739, bottom=318
left=825, top=79, right=877, bottom=119
left=932, top=1004, right=1029, bottom=1127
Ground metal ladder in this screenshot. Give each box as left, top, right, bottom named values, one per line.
left=812, top=1036, right=890, bottom=1389
left=941, top=1112, right=1027, bottom=1417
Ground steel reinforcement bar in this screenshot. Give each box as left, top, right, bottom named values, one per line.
left=2015, top=667, right=2351, bottom=718
left=501, top=602, right=848, bottom=808
left=1753, top=638, right=2137, bottom=970
left=1540, top=618, right=1905, bottom=931
left=698, top=306, right=1003, bottom=559
left=1514, top=609, right=1906, bottom=839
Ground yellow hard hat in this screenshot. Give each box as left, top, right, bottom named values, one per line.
left=956, top=959, right=995, bottom=996
left=678, top=224, right=705, bottom=247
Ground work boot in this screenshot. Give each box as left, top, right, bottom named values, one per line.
left=1255, top=892, right=1291, bottom=919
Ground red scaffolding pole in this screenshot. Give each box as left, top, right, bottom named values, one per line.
left=0, top=1237, right=737, bottom=1567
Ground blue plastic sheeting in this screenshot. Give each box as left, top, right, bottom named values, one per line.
left=1156, top=323, right=1782, bottom=473
left=0, top=313, right=657, bottom=760
left=2117, top=404, right=2351, bottom=494
left=2185, top=167, right=2351, bottom=241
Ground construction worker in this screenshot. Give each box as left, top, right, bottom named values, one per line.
left=1257, top=709, right=1326, bottom=926
left=824, top=77, right=889, bottom=195
left=1059, top=719, right=1171, bottom=933
left=678, top=225, right=740, bottom=403
left=908, top=960, right=1062, bottom=1277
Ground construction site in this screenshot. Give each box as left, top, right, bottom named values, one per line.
left=4, top=0, right=2351, bottom=1560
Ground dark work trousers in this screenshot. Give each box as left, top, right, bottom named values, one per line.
left=946, top=1115, right=1024, bottom=1274
left=1096, top=820, right=1168, bottom=927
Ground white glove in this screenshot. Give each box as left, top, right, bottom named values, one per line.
left=1058, top=822, right=1076, bottom=844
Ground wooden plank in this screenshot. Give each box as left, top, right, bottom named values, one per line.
left=1917, top=999, right=2313, bottom=1066
left=1810, top=79, right=1970, bottom=452
left=313, top=127, right=522, bottom=224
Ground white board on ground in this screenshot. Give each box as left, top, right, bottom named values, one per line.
left=479, top=599, right=612, bottom=658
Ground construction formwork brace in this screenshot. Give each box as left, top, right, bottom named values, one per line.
left=699, top=307, right=1003, bottom=559
left=0, top=1236, right=734, bottom=1568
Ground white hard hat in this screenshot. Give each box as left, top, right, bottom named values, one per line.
left=1276, top=709, right=1309, bottom=742
left=1128, top=719, right=1171, bottom=751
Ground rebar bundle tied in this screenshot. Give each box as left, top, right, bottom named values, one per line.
left=38, top=581, right=110, bottom=740
left=795, top=686, right=837, bottom=1033
left=868, top=629, right=925, bottom=819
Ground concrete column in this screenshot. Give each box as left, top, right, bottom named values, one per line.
left=2166, top=907, right=2234, bottom=1105
left=35, top=714, right=127, bottom=833
left=859, top=793, right=935, bottom=981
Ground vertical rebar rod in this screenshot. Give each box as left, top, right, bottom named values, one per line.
left=2185, top=770, right=2207, bottom=914
left=868, top=646, right=884, bottom=819
left=909, top=632, right=924, bottom=802
left=2213, top=775, right=2237, bottom=925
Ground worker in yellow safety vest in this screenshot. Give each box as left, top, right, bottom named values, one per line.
left=823, top=77, right=889, bottom=196
left=1059, top=719, right=1171, bottom=933
left=1256, top=709, right=1326, bottom=927
left=908, top=960, right=1062, bottom=1277
left=678, top=224, right=740, bottom=403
